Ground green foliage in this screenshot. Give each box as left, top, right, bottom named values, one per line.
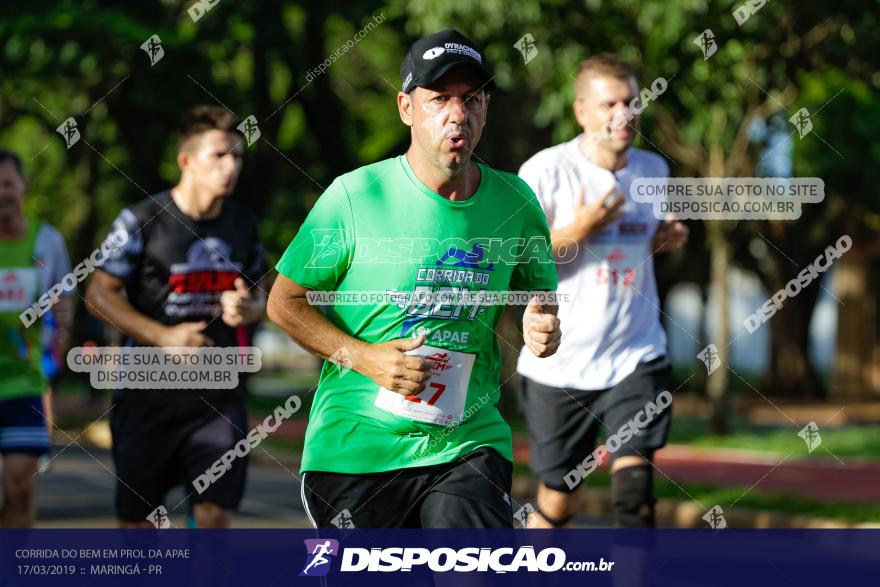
left=1, top=0, right=877, bottom=388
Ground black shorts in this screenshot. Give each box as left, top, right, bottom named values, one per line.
left=110, top=392, right=248, bottom=522
left=301, top=447, right=514, bottom=529
left=0, top=395, right=50, bottom=456
left=518, top=357, right=672, bottom=492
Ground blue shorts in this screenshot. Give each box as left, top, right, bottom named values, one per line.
left=0, top=395, right=51, bottom=456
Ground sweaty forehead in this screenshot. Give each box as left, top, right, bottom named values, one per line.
left=422, top=66, right=486, bottom=94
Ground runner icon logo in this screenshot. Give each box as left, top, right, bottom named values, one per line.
left=694, top=29, right=717, bottom=60
left=330, top=509, right=356, bottom=530
left=56, top=117, right=81, bottom=149
left=139, top=34, right=164, bottom=66
left=798, top=422, right=822, bottom=453
left=702, top=505, right=727, bottom=530
left=513, top=503, right=535, bottom=528
left=147, top=505, right=171, bottom=529
left=698, top=344, right=721, bottom=375
left=300, top=539, right=340, bottom=577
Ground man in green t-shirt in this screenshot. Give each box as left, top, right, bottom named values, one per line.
left=268, top=29, right=561, bottom=529
left=0, top=150, right=73, bottom=527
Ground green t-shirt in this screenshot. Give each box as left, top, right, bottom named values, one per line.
left=0, top=220, right=46, bottom=399
left=276, top=155, right=557, bottom=474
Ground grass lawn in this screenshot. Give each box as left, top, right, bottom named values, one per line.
left=511, top=463, right=880, bottom=523
left=667, top=418, right=880, bottom=460
left=586, top=469, right=880, bottom=524
left=507, top=406, right=880, bottom=460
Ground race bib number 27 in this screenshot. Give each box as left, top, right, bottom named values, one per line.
left=374, top=345, right=475, bottom=426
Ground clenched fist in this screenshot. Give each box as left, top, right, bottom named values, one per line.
left=523, top=296, right=561, bottom=358
left=354, top=334, right=433, bottom=395
left=220, top=277, right=265, bottom=327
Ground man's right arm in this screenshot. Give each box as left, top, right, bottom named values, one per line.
left=518, top=160, right=624, bottom=259
left=548, top=185, right=625, bottom=258
left=85, top=270, right=213, bottom=347
left=267, top=274, right=430, bottom=395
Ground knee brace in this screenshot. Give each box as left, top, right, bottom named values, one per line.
left=534, top=508, right=575, bottom=528
left=611, top=465, right=656, bottom=528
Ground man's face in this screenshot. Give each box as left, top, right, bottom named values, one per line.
left=574, top=75, right=639, bottom=152
left=0, top=160, right=25, bottom=223
left=180, top=129, right=243, bottom=196
left=398, top=67, right=491, bottom=175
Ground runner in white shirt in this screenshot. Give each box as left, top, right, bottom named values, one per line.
left=516, top=54, right=688, bottom=528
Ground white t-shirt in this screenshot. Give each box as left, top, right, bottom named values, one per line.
left=516, top=136, right=669, bottom=390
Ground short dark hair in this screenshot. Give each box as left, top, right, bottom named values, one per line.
left=178, top=105, right=239, bottom=152
left=574, top=53, right=637, bottom=97
left=0, top=149, right=24, bottom=178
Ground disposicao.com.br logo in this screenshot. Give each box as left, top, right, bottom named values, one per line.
left=299, top=539, right=614, bottom=575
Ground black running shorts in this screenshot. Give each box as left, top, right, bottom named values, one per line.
left=110, top=392, right=248, bottom=522
left=518, top=357, right=673, bottom=492
left=301, top=447, right=515, bottom=529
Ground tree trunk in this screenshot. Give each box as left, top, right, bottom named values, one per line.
left=831, top=250, right=879, bottom=398
left=765, top=279, right=823, bottom=398
left=705, top=129, right=731, bottom=435
left=706, top=221, right=731, bottom=434
left=753, top=224, right=827, bottom=398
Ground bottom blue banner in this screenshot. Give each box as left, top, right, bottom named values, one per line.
left=0, top=529, right=877, bottom=586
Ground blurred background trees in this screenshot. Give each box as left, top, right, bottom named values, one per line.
left=2, top=0, right=878, bottom=425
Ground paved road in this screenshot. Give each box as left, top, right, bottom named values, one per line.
left=27, top=443, right=607, bottom=528
left=32, top=443, right=311, bottom=528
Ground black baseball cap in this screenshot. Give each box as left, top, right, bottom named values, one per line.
left=400, top=29, right=495, bottom=94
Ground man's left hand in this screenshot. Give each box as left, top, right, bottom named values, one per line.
left=651, top=214, right=689, bottom=253
left=220, top=277, right=265, bottom=327
left=523, top=296, right=561, bottom=358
